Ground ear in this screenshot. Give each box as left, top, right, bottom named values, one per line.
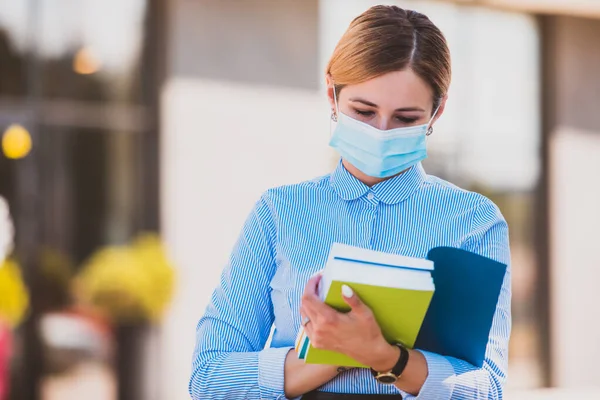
left=325, top=74, right=336, bottom=113
left=430, top=95, right=448, bottom=127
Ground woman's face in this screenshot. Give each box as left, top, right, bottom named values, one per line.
left=327, top=69, right=446, bottom=131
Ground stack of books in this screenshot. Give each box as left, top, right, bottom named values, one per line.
left=295, top=242, right=507, bottom=368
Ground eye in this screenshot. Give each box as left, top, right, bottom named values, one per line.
left=395, top=116, right=419, bottom=124
left=354, top=109, right=375, bottom=117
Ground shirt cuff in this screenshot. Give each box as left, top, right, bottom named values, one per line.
left=258, top=346, right=293, bottom=399
left=410, top=350, right=455, bottom=400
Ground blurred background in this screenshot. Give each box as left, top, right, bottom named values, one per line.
left=0, top=0, right=598, bottom=399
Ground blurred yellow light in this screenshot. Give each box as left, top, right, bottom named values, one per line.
left=2, top=124, right=32, bottom=159
left=73, top=47, right=101, bottom=75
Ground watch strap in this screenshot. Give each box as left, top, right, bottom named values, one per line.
left=390, top=343, right=409, bottom=377
left=370, top=343, right=410, bottom=380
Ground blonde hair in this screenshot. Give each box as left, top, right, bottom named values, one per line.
left=326, top=5, right=451, bottom=111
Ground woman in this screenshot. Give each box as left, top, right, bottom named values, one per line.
left=190, top=5, right=510, bottom=400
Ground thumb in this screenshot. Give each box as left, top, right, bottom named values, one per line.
left=341, top=284, right=366, bottom=312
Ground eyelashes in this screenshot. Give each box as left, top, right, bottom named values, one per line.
left=353, top=109, right=419, bottom=125
left=354, top=109, right=375, bottom=117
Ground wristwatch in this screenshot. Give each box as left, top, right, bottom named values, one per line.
left=370, top=343, right=410, bottom=384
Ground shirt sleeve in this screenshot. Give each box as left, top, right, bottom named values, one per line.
left=404, top=199, right=512, bottom=400
left=189, top=192, right=291, bottom=400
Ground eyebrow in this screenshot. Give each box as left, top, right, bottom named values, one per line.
left=348, top=97, right=425, bottom=112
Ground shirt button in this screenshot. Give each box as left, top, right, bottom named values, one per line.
left=367, top=193, right=375, bottom=200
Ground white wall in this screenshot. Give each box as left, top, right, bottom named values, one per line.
left=549, top=127, right=600, bottom=387
left=160, top=0, right=325, bottom=396
left=159, top=78, right=332, bottom=399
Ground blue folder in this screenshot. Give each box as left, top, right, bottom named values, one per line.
left=413, top=247, right=507, bottom=367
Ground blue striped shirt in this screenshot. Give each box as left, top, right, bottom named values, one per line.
left=190, top=160, right=511, bottom=399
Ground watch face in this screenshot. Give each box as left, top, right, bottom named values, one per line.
left=376, top=374, right=398, bottom=385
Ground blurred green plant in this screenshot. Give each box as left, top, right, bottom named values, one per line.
left=37, top=246, right=76, bottom=311
left=74, top=233, right=176, bottom=325
left=0, top=259, right=30, bottom=328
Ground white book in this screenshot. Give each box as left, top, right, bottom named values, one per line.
left=318, top=243, right=435, bottom=300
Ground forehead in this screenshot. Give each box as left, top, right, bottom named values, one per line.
left=340, top=69, right=433, bottom=109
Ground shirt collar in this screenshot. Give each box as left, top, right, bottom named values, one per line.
left=329, top=159, right=427, bottom=205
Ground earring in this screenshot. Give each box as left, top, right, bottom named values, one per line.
left=426, top=127, right=434, bottom=136
left=331, top=111, right=338, bottom=122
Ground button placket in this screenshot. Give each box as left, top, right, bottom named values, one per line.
left=369, top=199, right=380, bottom=249
left=361, top=192, right=379, bottom=249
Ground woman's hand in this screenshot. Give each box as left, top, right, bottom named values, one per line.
left=299, top=274, right=398, bottom=371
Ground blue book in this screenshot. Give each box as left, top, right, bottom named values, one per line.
left=414, top=247, right=507, bottom=367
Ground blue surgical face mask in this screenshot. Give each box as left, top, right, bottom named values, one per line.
left=329, top=89, right=439, bottom=178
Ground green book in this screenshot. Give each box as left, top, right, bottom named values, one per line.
left=301, top=243, right=435, bottom=368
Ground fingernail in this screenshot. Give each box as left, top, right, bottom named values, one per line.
left=311, top=270, right=323, bottom=278
left=341, top=284, right=353, bottom=298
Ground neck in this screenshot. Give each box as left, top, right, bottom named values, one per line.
left=342, top=159, right=408, bottom=187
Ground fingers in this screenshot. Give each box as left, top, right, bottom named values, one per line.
left=301, top=290, right=340, bottom=343
left=301, top=295, right=338, bottom=327
left=302, top=273, right=338, bottom=320
left=341, top=284, right=368, bottom=315
left=302, top=273, right=322, bottom=298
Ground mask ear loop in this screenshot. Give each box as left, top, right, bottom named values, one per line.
left=330, top=82, right=339, bottom=138
left=426, top=103, right=442, bottom=136
left=331, top=82, right=339, bottom=122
